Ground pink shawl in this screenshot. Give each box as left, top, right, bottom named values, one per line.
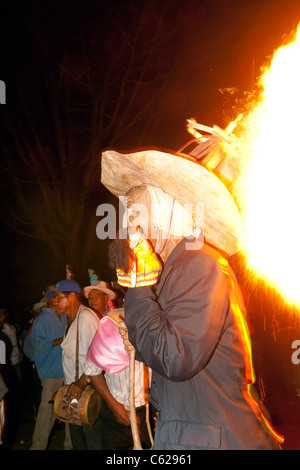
left=87, top=315, right=130, bottom=374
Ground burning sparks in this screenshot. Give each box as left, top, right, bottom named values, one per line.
left=234, top=24, right=300, bottom=307
left=187, top=24, right=300, bottom=308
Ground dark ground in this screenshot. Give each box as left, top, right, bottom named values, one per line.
left=2, top=329, right=300, bottom=453
left=5, top=381, right=300, bottom=451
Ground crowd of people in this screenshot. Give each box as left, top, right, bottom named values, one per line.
left=0, top=274, right=154, bottom=451
left=0, top=220, right=287, bottom=451
left=0, top=146, right=290, bottom=451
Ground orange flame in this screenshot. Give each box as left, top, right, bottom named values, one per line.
left=235, top=23, right=300, bottom=308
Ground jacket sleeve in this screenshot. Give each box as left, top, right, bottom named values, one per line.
left=124, top=252, right=229, bottom=382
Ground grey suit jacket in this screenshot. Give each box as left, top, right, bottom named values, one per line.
left=125, top=237, right=282, bottom=450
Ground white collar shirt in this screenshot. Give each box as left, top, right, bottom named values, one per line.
left=61, top=304, right=100, bottom=384
left=84, top=361, right=151, bottom=410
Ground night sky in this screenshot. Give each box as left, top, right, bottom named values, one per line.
left=1, top=0, right=300, bottom=322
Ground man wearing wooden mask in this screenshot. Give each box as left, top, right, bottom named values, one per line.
left=102, top=149, right=283, bottom=450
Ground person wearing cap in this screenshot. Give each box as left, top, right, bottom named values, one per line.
left=54, top=279, right=102, bottom=450
left=30, top=285, right=69, bottom=450
left=101, top=148, right=284, bottom=450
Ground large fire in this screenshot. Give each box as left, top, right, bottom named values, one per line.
left=233, top=24, right=300, bottom=308
left=188, top=23, right=300, bottom=308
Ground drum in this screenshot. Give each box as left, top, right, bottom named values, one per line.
left=54, top=384, right=102, bottom=426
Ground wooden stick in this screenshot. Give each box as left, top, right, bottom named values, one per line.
left=146, top=402, right=154, bottom=447
left=129, top=349, right=142, bottom=450
left=187, top=119, right=234, bottom=144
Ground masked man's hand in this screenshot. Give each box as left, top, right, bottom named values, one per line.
left=116, top=229, right=162, bottom=288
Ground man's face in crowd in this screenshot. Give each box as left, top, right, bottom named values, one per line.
left=87, top=289, right=108, bottom=315
left=54, top=291, right=73, bottom=315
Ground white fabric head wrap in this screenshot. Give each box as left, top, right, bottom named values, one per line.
left=123, top=184, right=201, bottom=241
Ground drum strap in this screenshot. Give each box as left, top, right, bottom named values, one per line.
left=75, top=307, right=98, bottom=381
left=75, top=319, right=79, bottom=381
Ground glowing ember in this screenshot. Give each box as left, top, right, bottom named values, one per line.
left=235, top=23, right=300, bottom=307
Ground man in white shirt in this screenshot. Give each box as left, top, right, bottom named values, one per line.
left=84, top=315, right=153, bottom=450
left=54, top=279, right=102, bottom=450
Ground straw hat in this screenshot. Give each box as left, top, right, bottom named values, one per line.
left=83, top=281, right=117, bottom=300
left=101, top=148, right=244, bottom=256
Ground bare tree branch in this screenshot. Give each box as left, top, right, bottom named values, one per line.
left=0, top=0, right=208, bottom=273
